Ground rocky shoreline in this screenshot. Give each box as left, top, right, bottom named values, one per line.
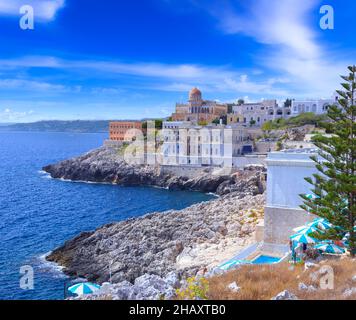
left=44, top=145, right=266, bottom=299
left=42, top=145, right=265, bottom=195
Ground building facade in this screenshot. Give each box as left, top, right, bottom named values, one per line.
left=109, top=121, right=143, bottom=141
left=229, top=100, right=291, bottom=127
left=263, top=149, right=317, bottom=249
left=291, top=98, right=336, bottom=116
left=162, top=121, right=251, bottom=167
left=171, top=88, right=228, bottom=123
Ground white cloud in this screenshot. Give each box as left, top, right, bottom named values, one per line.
left=0, top=55, right=291, bottom=98
left=0, top=56, right=235, bottom=81
left=0, top=78, right=69, bottom=92
left=0, top=108, right=35, bottom=121
left=0, top=0, right=65, bottom=21
left=206, top=0, right=353, bottom=97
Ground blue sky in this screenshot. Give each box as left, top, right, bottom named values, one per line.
left=0, top=0, right=355, bottom=122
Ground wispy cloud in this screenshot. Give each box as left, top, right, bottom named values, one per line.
left=203, top=0, right=353, bottom=97
left=0, top=78, right=69, bottom=92
left=0, top=108, right=35, bottom=121
left=0, top=56, right=235, bottom=80
left=0, top=55, right=290, bottom=98
left=0, top=0, right=65, bottom=21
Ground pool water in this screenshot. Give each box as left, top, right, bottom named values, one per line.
left=251, top=255, right=281, bottom=264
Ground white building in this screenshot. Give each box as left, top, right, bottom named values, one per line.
left=263, top=149, right=318, bottom=251
left=291, top=96, right=338, bottom=116
left=231, top=100, right=291, bottom=126
left=162, top=121, right=251, bottom=167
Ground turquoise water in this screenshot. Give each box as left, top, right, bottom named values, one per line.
left=251, top=255, right=281, bottom=264
left=0, top=131, right=212, bottom=300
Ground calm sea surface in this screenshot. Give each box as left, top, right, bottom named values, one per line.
left=0, top=132, right=212, bottom=300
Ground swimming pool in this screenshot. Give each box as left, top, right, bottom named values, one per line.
left=251, top=255, right=281, bottom=264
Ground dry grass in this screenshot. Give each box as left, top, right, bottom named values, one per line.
left=207, top=257, right=356, bottom=300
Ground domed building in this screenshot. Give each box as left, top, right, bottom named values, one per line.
left=189, top=87, right=202, bottom=104
left=171, top=87, right=228, bottom=123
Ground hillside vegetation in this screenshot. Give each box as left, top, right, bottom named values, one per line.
left=262, top=113, right=328, bottom=131
left=207, top=258, right=356, bottom=300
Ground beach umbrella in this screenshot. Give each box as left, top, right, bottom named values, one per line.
left=342, top=233, right=349, bottom=240
left=290, top=232, right=317, bottom=244
left=218, top=259, right=252, bottom=271
left=342, top=233, right=350, bottom=246
left=293, top=219, right=332, bottom=234
left=314, top=243, right=345, bottom=254
left=292, top=225, right=319, bottom=234
left=68, top=282, right=101, bottom=296
left=304, top=193, right=319, bottom=200
left=308, top=218, right=333, bottom=230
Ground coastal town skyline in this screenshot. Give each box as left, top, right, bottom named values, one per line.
left=1, top=0, right=355, bottom=304
left=0, top=0, right=355, bottom=123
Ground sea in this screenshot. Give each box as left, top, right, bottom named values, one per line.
left=0, top=131, right=212, bottom=300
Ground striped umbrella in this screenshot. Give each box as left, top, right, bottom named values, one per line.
left=314, top=243, right=345, bottom=254
left=293, top=225, right=319, bottom=234
left=305, top=193, right=319, bottom=200
left=290, top=232, right=317, bottom=244
left=308, top=218, right=333, bottom=230
left=68, top=282, right=101, bottom=296
left=303, top=194, right=320, bottom=214
left=218, top=259, right=252, bottom=271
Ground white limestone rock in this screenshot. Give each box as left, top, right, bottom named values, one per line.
left=304, top=262, right=318, bottom=270
left=164, top=271, right=180, bottom=289
left=272, top=290, right=298, bottom=300
left=227, top=281, right=240, bottom=293
left=298, top=282, right=317, bottom=292
left=298, top=282, right=308, bottom=291
left=343, top=287, right=356, bottom=298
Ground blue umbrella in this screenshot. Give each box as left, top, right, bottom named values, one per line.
left=315, top=243, right=345, bottom=254
left=305, top=193, right=319, bottom=200
left=293, top=225, right=319, bottom=234
left=308, top=218, right=333, bottom=230
left=68, top=282, right=101, bottom=296
left=290, top=232, right=317, bottom=244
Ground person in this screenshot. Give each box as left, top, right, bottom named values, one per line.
left=295, top=243, right=303, bottom=262
left=303, top=243, right=307, bottom=252
left=292, top=249, right=297, bottom=264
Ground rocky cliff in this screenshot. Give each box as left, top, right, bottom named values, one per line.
left=43, top=145, right=266, bottom=195
left=44, top=145, right=267, bottom=299
left=47, top=188, right=265, bottom=286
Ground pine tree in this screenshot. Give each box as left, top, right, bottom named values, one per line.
left=300, top=66, right=356, bottom=256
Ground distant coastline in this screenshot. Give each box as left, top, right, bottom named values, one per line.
left=0, top=120, right=111, bottom=133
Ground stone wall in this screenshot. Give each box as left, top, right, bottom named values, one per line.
left=232, top=156, right=266, bottom=168
left=254, top=141, right=277, bottom=153
left=264, top=206, right=315, bottom=244
left=103, top=140, right=124, bottom=148
left=160, top=165, right=213, bottom=179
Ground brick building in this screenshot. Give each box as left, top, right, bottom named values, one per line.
left=109, top=121, right=143, bottom=141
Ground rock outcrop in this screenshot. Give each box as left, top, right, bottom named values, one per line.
left=42, top=145, right=266, bottom=195
left=44, top=145, right=267, bottom=299
left=47, top=190, right=265, bottom=286
left=272, top=290, right=299, bottom=300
